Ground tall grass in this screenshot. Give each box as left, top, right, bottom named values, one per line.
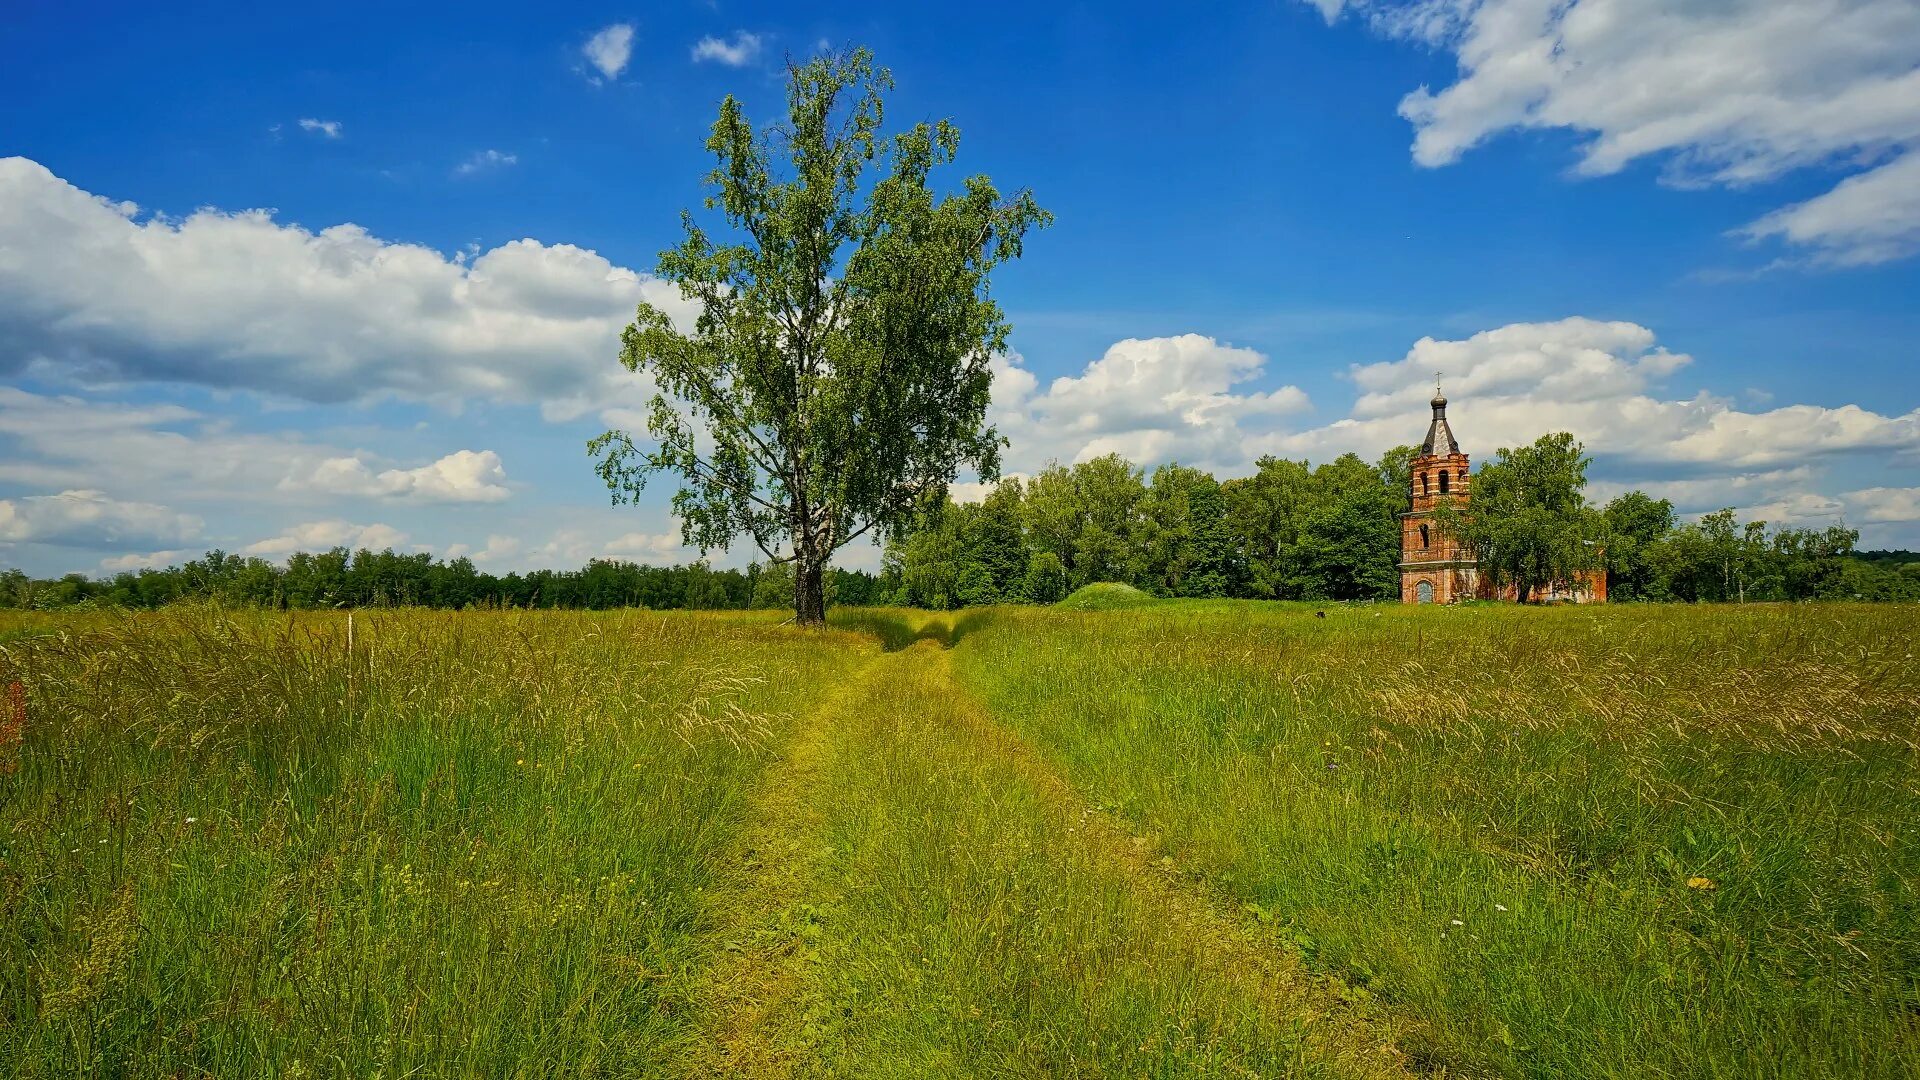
left=7, top=600, right=1915, bottom=1077
left=734, top=624, right=1405, bottom=1077
left=953, top=602, right=1920, bottom=1078
left=0, top=605, right=862, bottom=1078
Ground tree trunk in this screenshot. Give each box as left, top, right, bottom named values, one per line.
left=795, top=555, right=827, bottom=628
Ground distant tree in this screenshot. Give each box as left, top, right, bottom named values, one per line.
left=1021, top=551, right=1070, bottom=604
left=1375, top=443, right=1420, bottom=517
left=1223, top=457, right=1315, bottom=599
left=589, top=49, right=1048, bottom=626
left=1437, top=432, right=1604, bottom=602
left=1774, top=523, right=1858, bottom=600
left=750, top=561, right=797, bottom=609
left=1133, top=464, right=1230, bottom=598
left=1291, top=453, right=1401, bottom=600
left=1022, top=455, right=1147, bottom=590
left=959, top=479, right=1032, bottom=602
left=1602, top=491, right=1675, bottom=600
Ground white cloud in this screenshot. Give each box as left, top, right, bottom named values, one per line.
left=0, top=388, right=511, bottom=508
left=100, top=549, right=195, bottom=573
left=987, top=318, right=1919, bottom=546
left=243, top=520, right=409, bottom=557
left=297, top=118, right=343, bottom=139
left=583, top=23, right=636, bottom=81
left=453, top=149, right=518, bottom=176
left=521, top=524, right=691, bottom=567
left=1841, top=486, right=1920, bottom=524
left=691, top=31, right=764, bottom=67
left=1738, top=152, right=1920, bottom=266
left=604, top=528, right=688, bottom=561
left=1271, top=317, right=1920, bottom=471
left=0, top=490, right=203, bottom=550
left=443, top=534, right=522, bottom=566
left=1589, top=466, right=1818, bottom=516
left=948, top=475, right=1030, bottom=504
left=0, top=157, right=687, bottom=413
left=294, top=449, right=511, bottom=503
left=991, top=334, right=1312, bottom=471
left=1318, top=0, right=1920, bottom=265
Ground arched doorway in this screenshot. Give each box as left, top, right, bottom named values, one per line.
left=1415, top=579, right=1434, bottom=604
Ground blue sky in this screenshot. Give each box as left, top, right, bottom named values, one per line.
left=3, top=0, right=1919, bottom=575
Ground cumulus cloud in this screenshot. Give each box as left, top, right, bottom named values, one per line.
left=243, top=520, right=410, bottom=557
left=583, top=23, right=635, bottom=81
left=991, top=334, right=1312, bottom=472
left=100, top=549, right=196, bottom=573
left=1840, top=486, right=1920, bottom=524
left=521, top=524, right=691, bottom=567
left=1738, top=152, right=1920, bottom=266
left=987, top=318, right=1918, bottom=543
left=294, top=449, right=511, bottom=503
left=453, top=149, right=517, bottom=176
left=0, top=158, right=685, bottom=412
left=0, top=388, right=511, bottom=507
left=297, top=118, right=342, bottom=138
left=443, top=534, right=522, bottom=566
left=603, top=528, right=689, bottom=561
left=1270, top=317, right=1920, bottom=472
left=0, top=490, right=203, bottom=550
left=1315, top=0, right=1920, bottom=265
left=691, top=31, right=764, bottom=67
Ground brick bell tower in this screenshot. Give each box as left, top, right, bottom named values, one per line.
left=1400, top=384, right=1482, bottom=604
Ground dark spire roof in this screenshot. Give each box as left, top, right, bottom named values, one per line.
left=1421, top=387, right=1459, bottom=456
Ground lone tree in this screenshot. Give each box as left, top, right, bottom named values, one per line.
left=591, top=49, right=1047, bottom=626
left=1436, top=431, right=1605, bottom=602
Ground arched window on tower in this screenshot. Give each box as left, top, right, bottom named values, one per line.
left=1458, top=469, right=1466, bottom=489
left=1420, top=472, right=1429, bottom=496
left=1419, top=523, right=1430, bottom=549
left=1439, top=471, right=1450, bottom=494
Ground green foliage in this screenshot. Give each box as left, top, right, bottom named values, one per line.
left=0, top=548, right=885, bottom=613
left=589, top=48, right=1048, bottom=625
left=1021, top=551, right=1069, bottom=604
left=1134, top=464, right=1231, bottom=598
left=874, top=439, right=1904, bottom=610
left=1437, top=431, right=1605, bottom=601
left=1601, top=491, right=1676, bottom=600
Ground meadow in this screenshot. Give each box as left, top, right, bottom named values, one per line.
left=1, top=598, right=1914, bottom=1077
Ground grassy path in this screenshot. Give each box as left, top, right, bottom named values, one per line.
left=674, top=645, right=894, bottom=1077
left=676, top=631, right=1408, bottom=1078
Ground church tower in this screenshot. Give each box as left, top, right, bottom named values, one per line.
left=1399, top=386, right=1481, bottom=604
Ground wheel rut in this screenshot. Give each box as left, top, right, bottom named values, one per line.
left=675, top=621, right=1409, bottom=1077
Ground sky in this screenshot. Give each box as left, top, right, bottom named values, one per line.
left=2, top=0, right=1919, bottom=577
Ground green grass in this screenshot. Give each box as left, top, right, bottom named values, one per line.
left=0, top=606, right=865, bottom=1077
left=1056, top=582, right=1157, bottom=611
left=952, top=602, right=1920, bottom=1078
left=3, top=601, right=1916, bottom=1077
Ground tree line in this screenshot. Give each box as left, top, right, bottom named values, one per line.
left=886, top=438, right=1920, bottom=607
left=0, top=548, right=886, bottom=613
left=7, top=434, right=1916, bottom=612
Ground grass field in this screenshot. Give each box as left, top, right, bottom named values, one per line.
left=1, top=600, right=1915, bottom=1077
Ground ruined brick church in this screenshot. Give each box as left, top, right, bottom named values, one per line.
left=1398, top=388, right=1606, bottom=604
